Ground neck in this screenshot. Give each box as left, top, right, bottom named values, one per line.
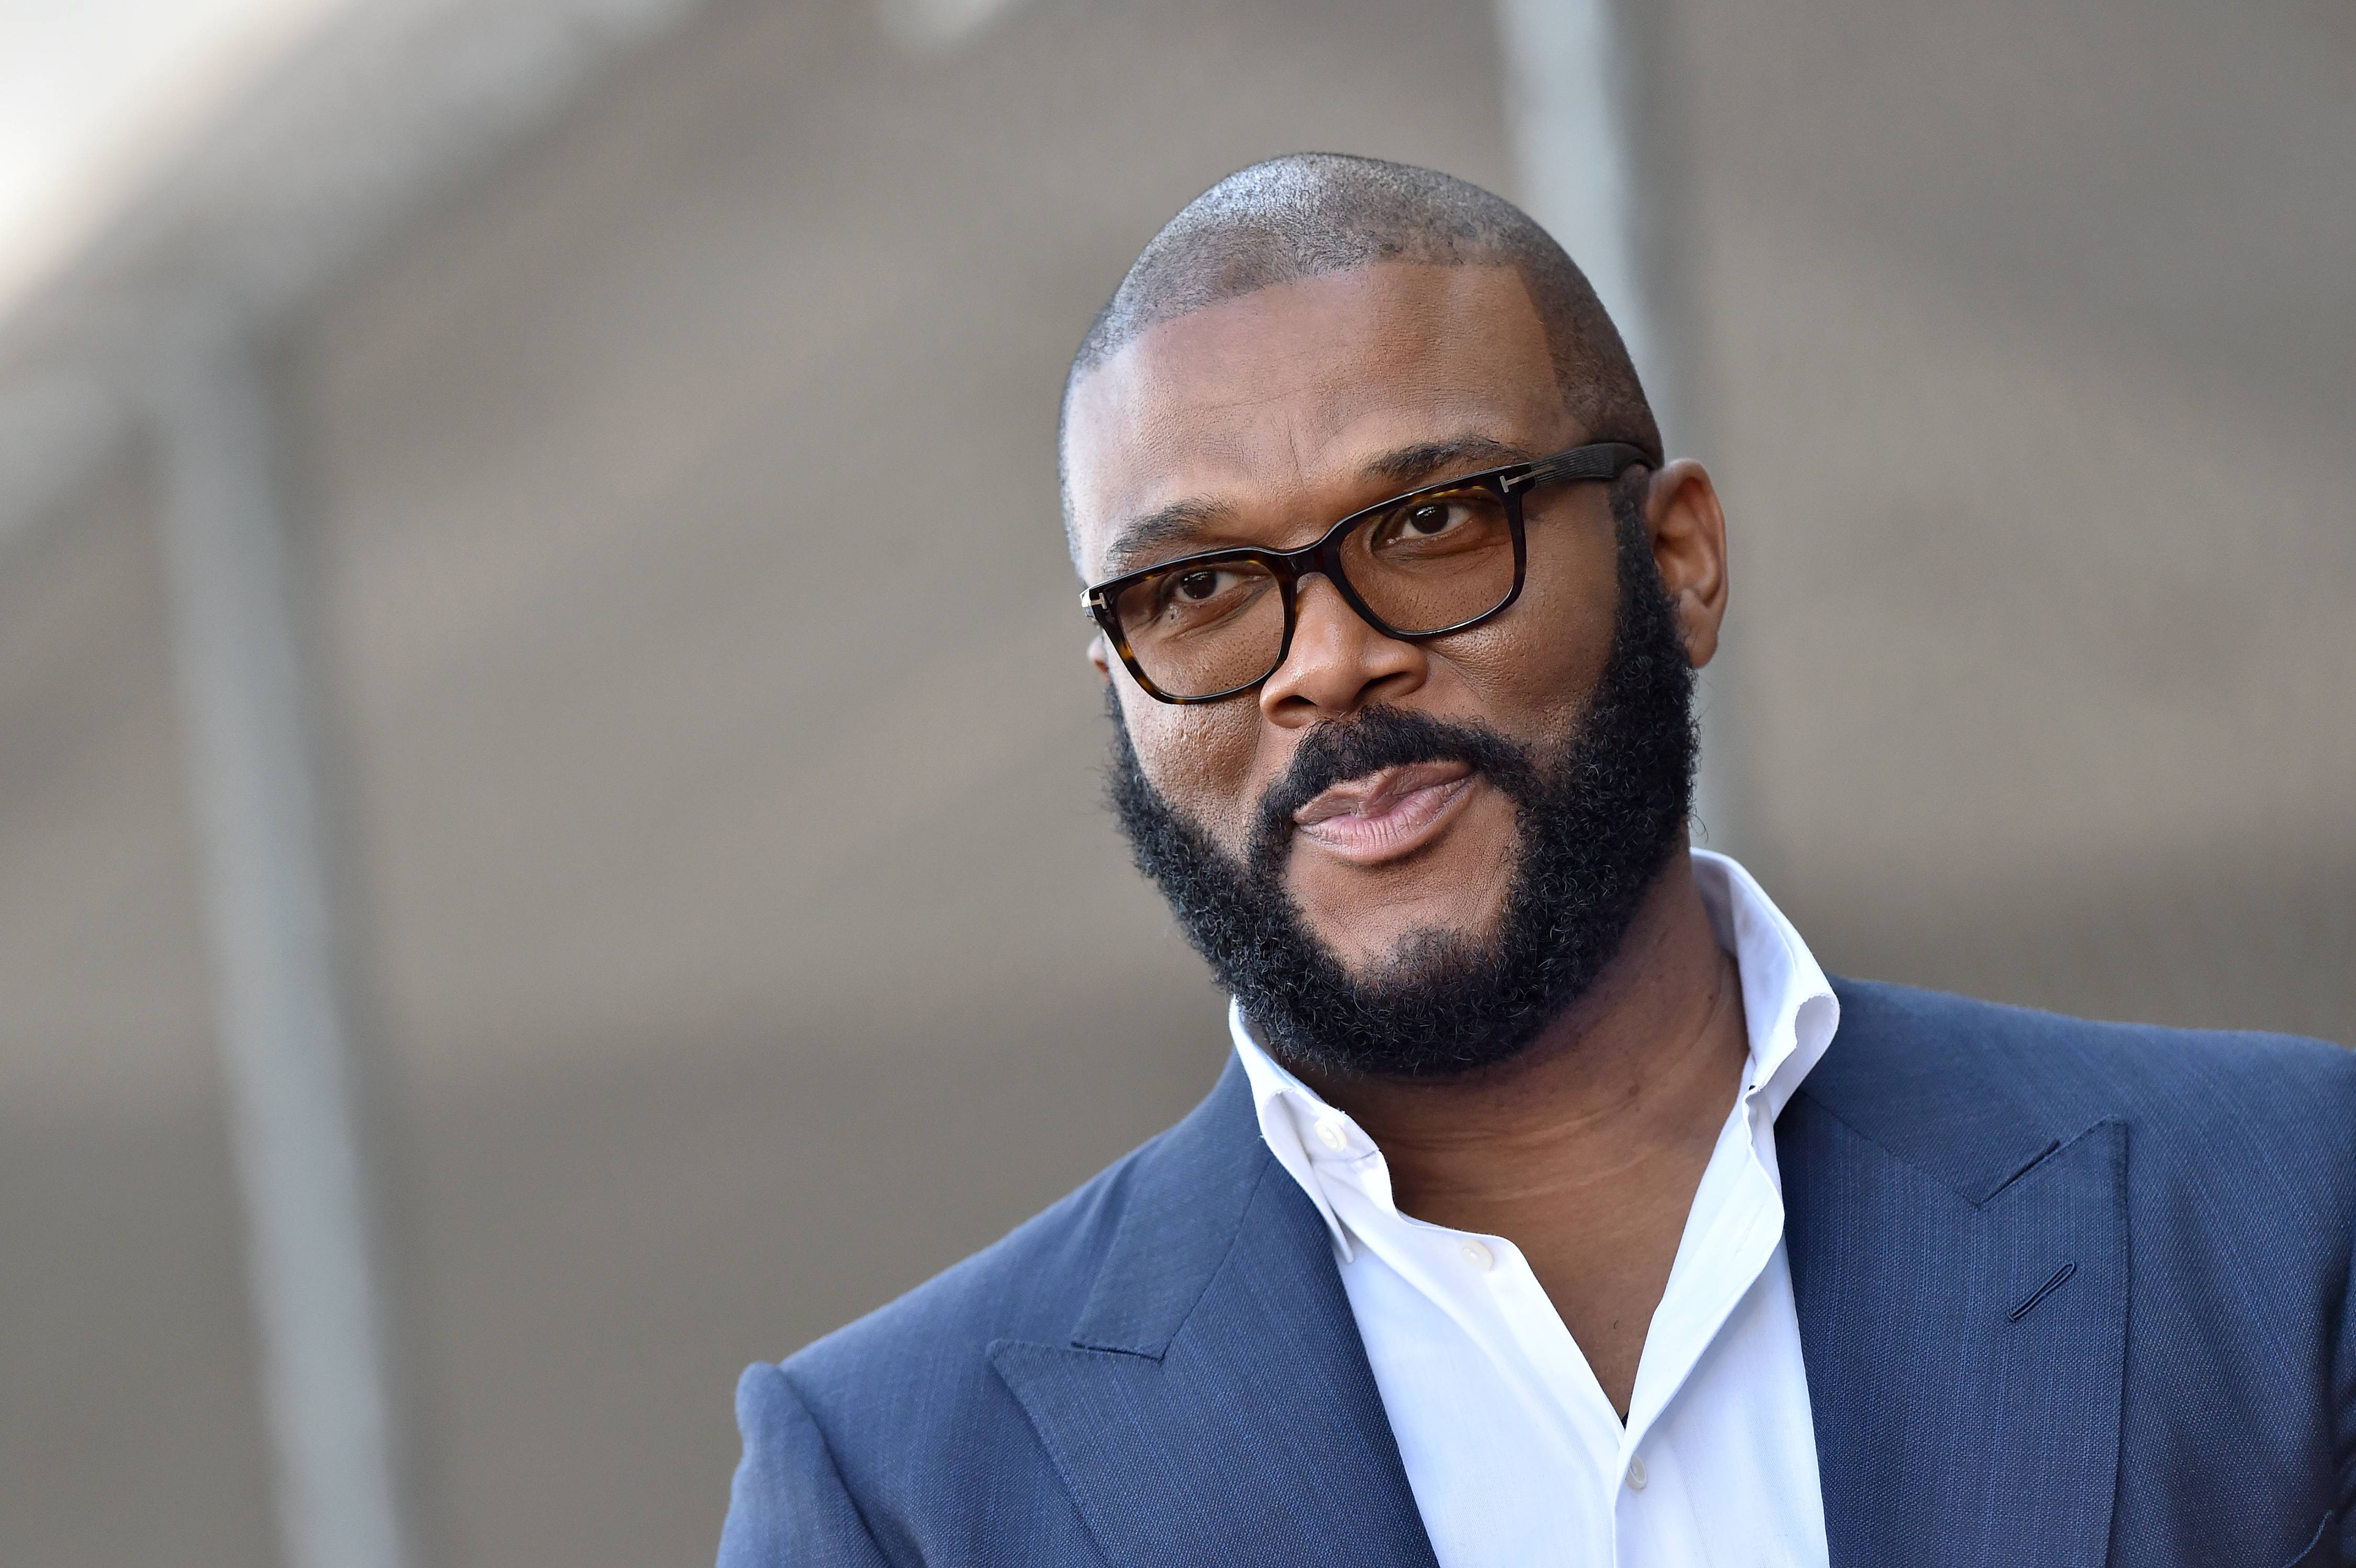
left=1290, top=847, right=1748, bottom=1236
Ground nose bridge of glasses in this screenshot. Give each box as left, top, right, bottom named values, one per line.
left=1224, top=481, right=1399, bottom=596
left=1288, top=504, right=1385, bottom=596
left=1285, top=553, right=1398, bottom=654
left=1263, top=557, right=1430, bottom=711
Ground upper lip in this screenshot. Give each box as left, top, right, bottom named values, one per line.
left=1291, top=761, right=1474, bottom=828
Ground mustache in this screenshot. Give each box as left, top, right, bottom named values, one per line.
left=1247, top=706, right=1544, bottom=877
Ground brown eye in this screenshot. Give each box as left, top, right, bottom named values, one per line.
left=1176, top=570, right=1221, bottom=600
left=1403, top=503, right=1454, bottom=536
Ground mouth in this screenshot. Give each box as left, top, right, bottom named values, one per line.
left=1290, top=760, right=1477, bottom=865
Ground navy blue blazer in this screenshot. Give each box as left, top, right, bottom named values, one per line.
left=720, top=979, right=2356, bottom=1566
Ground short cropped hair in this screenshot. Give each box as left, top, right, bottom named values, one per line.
left=1060, top=153, right=1660, bottom=554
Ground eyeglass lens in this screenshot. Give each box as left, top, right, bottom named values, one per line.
left=1112, top=483, right=1516, bottom=699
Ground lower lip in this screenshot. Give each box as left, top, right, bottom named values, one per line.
left=1294, top=775, right=1477, bottom=865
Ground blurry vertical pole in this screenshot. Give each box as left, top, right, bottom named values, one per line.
left=1493, top=0, right=1743, bottom=854
left=151, top=313, right=420, bottom=1568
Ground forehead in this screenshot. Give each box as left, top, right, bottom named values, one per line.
left=1064, top=262, right=1564, bottom=576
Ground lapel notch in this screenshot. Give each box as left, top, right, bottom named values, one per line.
left=1785, top=984, right=2130, bottom=1568
left=993, top=1059, right=1437, bottom=1567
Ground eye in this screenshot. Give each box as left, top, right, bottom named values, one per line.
left=1175, top=569, right=1225, bottom=601
left=1373, top=494, right=1487, bottom=549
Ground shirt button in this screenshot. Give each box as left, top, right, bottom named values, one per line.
left=1314, top=1120, right=1348, bottom=1152
left=1459, top=1238, right=1494, bottom=1270
left=1625, top=1456, right=1648, bottom=1491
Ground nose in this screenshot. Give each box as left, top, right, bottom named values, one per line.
left=1258, top=572, right=1427, bottom=726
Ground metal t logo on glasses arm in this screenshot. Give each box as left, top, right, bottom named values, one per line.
left=1083, top=441, right=1649, bottom=704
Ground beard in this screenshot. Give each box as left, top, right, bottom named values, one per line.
left=1104, top=482, right=1697, bottom=1081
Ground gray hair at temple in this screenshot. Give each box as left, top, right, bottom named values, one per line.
left=1058, top=152, right=1661, bottom=558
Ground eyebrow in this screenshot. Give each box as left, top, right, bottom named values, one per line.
left=1098, top=497, right=1239, bottom=579
left=1359, top=432, right=1535, bottom=488
left=1095, top=431, right=1539, bottom=580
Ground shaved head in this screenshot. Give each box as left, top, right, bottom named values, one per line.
left=1060, top=153, right=1659, bottom=552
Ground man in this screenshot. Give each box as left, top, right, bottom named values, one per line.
left=719, top=155, right=2354, bottom=1566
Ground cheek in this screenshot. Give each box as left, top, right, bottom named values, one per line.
left=1123, top=690, right=1264, bottom=848
left=1433, top=514, right=1620, bottom=729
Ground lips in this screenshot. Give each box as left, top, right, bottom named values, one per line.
left=1290, top=760, right=1476, bottom=864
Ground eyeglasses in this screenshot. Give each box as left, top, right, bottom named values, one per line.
left=1081, top=442, right=1649, bottom=704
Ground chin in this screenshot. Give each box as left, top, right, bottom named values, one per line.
left=1321, top=910, right=1504, bottom=983
left=1293, top=853, right=1519, bottom=974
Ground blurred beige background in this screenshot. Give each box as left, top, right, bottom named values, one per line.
left=1, top=1, right=2349, bottom=1565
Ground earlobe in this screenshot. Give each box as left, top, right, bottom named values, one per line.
left=1682, top=600, right=1721, bottom=670
left=1087, top=634, right=1112, bottom=681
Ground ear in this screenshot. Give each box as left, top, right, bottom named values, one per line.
left=1087, top=632, right=1113, bottom=682
left=1643, top=459, right=1729, bottom=669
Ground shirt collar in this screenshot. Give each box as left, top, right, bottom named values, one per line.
left=1230, top=849, right=1839, bottom=1260
left=1690, top=848, right=1840, bottom=1122
left=1231, top=1002, right=1360, bottom=1260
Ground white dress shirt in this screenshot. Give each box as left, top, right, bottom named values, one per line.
left=1232, top=850, right=1839, bottom=1568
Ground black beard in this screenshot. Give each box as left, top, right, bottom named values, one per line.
left=1104, top=485, right=1697, bottom=1081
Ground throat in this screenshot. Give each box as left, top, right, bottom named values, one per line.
left=1311, top=877, right=1752, bottom=1418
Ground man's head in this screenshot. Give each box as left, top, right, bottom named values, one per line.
left=1061, top=154, right=1660, bottom=550
left=1063, top=153, right=1730, bottom=1081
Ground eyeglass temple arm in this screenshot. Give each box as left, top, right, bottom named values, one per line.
left=1505, top=442, right=1652, bottom=493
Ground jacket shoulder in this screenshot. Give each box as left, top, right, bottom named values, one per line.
left=778, top=1119, right=1157, bottom=1411
left=1820, top=976, right=2356, bottom=1227
left=1828, top=974, right=2356, bottom=1126
left=724, top=1135, right=1169, bottom=1564
left=763, top=1053, right=1262, bottom=1465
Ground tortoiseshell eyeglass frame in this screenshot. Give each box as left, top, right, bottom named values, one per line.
left=1080, top=441, right=1651, bottom=705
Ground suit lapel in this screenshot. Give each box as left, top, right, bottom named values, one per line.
left=1783, top=982, right=2129, bottom=1568
left=992, top=1059, right=1438, bottom=1568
